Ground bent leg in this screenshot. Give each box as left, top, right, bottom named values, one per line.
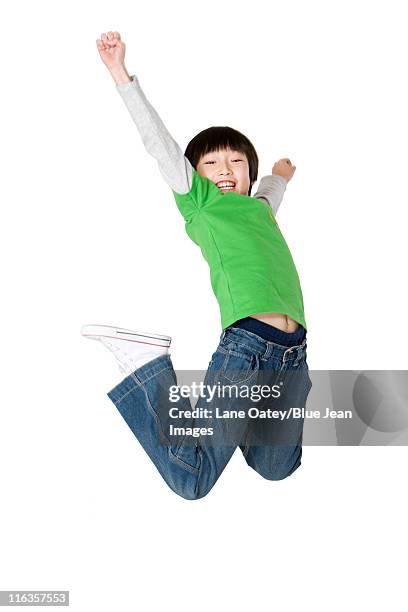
left=241, top=362, right=312, bottom=481
left=108, top=354, right=202, bottom=499
left=242, top=444, right=303, bottom=481
left=107, top=344, right=260, bottom=500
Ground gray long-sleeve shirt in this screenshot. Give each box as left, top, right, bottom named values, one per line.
left=116, top=74, right=287, bottom=215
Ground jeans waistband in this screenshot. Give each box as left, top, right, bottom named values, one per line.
left=220, top=325, right=307, bottom=365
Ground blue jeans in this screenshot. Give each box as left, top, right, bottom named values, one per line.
left=107, top=325, right=312, bottom=500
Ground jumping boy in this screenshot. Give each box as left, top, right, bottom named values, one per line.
left=82, top=31, right=312, bottom=499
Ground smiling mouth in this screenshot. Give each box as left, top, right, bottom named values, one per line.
left=216, top=180, right=236, bottom=191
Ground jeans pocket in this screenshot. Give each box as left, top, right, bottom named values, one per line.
left=220, top=348, right=260, bottom=384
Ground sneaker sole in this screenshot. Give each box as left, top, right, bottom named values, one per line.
left=81, top=324, right=171, bottom=348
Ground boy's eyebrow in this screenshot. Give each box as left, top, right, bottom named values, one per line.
left=202, top=150, right=244, bottom=158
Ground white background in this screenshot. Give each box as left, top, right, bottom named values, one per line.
left=1, top=0, right=407, bottom=610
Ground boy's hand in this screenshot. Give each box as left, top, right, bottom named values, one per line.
left=96, top=31, right=130, bottom=85
left=272, top=158, right=296, bottom=182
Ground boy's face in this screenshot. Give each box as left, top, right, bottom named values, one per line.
left=196, top=148, right=251, bottom=195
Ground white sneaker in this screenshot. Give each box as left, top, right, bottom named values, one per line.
left=81, top=324, right=171, bottom=376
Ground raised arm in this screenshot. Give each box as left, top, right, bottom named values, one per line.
left=96, top=31, right=193, bottom=194
left=253, top=158, right=296, bottom=216
left=252, top=174, right=287, bottom=216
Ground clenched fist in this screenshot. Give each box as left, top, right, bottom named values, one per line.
left=96, top=31, right=130, bottom=85
left=272, top=158, right=296, bottom=182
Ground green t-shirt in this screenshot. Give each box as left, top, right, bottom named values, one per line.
left=172, top=169, right=307, bottom=331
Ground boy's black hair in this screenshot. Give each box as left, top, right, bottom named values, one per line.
left=184, top=126, right=259, bottom=196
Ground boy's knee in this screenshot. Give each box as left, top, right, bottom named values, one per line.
left=245, top=445, right=303, bottom=481
left=257, top=460, right=302, bottom=481
left=171, top=485, right=212, bottom=501
left=166, top=473, right=214, bottom=500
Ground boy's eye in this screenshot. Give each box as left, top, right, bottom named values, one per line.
left=204, top=159, right=243, bottom=164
